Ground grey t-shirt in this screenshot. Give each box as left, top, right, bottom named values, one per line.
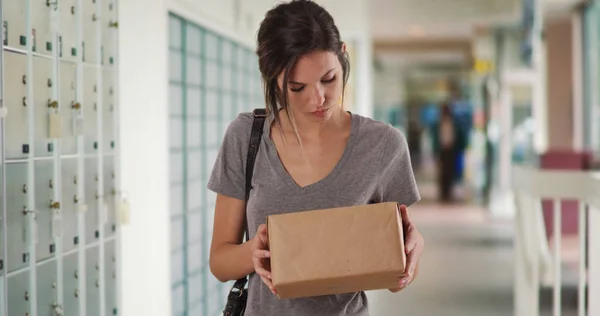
left=208, top=111, right=420, bottom=316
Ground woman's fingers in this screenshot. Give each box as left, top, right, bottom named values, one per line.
left=254, top=249, right=270, bottom=259
left=253, top=224, right=276, bottom=294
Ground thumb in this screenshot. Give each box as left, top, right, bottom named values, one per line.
left=399, top=204, right=412, bottom=225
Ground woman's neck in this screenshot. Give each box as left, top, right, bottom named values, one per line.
left=277, top=107, right=349, bottom=140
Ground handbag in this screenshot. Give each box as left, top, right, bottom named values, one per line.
left=223, top=108, right=268, bottom=316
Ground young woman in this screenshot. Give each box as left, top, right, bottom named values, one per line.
left=208, top=1, right=424, bottom=315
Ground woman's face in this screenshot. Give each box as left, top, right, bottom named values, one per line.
left=278, top=50, right=344, bottom=120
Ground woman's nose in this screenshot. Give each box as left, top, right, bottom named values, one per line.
left=308, top=85, right=325, bottom=107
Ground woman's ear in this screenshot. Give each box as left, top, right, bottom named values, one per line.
left=342, top=42, right=347, bottom=53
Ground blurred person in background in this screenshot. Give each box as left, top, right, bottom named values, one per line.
left=431, top=103, right=460, bottom=201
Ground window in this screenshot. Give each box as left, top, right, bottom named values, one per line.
left=168, top=13, right=263, bottom=316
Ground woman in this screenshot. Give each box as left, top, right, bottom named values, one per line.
left=208, top=1, right=424, bottom=315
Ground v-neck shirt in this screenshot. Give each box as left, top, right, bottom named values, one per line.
left=207, top=111, right=420, bottom=316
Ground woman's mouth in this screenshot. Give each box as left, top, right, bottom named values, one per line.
left=311, top=109, right=327, bottom=117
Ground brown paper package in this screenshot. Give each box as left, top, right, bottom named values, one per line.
left=267, top=202, right=406, bottom=300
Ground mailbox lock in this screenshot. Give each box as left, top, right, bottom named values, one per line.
left=48, top=100, right=59, bottom=109
left=50, top=201, right=60, bottom=209
left=74, top=195, right=79, bottom=203
left=52, top=302, right=64, bottom=315
left=25, top=291, right=29, bottom=301
left=49, top=179, right=54, bottom=189
left=22, top=75, right=26, bottom=84
left=22, top=97, right=27, bottom=107
left=71, top=101, right=81, bottom=110
left=22, top=184, right=27, bottom=193
left=47, top=78, right=53, bottom=87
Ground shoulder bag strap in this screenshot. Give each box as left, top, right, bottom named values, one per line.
left=232, top=109, right=266, bottom=288
left=244, top=108, right=267, bottom=240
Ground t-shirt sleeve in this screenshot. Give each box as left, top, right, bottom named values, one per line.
left=206, top=115, right=251, bottom=201
left=378, top=127, right=421, bottom=207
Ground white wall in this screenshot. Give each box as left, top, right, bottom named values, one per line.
left=118, top=0, right=172, bottom=316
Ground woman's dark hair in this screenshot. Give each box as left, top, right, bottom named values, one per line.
left=256, top=0, right=350, bottom=129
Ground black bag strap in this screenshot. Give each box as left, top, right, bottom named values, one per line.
left=244, top=108, right=267, bottom=241
left=233, top=108, right=267, bottom=289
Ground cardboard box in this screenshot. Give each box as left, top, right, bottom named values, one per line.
left=267, top=202, right=406, bottom=299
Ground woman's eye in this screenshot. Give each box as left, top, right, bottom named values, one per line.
left=322, top=76, right=336, bottom=84
left=290, top=86, right=305, bottom=92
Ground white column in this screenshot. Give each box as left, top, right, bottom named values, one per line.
left=572, top=9, right=584, bottom=152
left=118, top=0, right=172, bottom=315
left=354, top=33, right=374, bottom=118
left=589, top=205, right=600, bottom=316
left=532, top=0, right=548, bottom=153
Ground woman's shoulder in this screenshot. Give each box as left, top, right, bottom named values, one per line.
left=353, top=113, right=407, bottom=146
left=220, top=112, right=260, bottom=145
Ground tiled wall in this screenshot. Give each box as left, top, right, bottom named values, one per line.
left=168, top=13, right=263, bottom=316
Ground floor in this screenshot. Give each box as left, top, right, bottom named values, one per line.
left=366, top=177, right=580, bottom=316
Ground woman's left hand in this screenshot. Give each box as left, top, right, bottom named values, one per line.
left=389, top=204, right=424, bottom=293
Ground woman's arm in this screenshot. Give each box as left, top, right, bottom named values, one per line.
left=209, top=194, right=255, bottom=282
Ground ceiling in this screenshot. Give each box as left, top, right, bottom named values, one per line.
left=368, top=0, right=585, bottom=71
left=368, top=0, right=584, bottom=41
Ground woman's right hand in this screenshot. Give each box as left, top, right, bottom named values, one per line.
left=251, top=224, right=276, bottom=295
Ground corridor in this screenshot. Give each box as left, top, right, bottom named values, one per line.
left=368, top=195, right=580, bottom=316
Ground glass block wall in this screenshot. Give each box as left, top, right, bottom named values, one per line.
left=168, top=13, right=263, bottom=316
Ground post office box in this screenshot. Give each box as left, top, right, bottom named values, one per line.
left=102, top=1, right=117, bottom=66
left=63, top=253, right=79, bottom=316
left=82, top=0, right=99, bottom=64
left=205, top=32, right=218, bottom=61
left=3, top=51, right=29, bottom=159
left=33, top=56, right=53, bottom=157
left=206, top=90, right=218, bottom=120
left=86, top=246, right=100, bottom=316
left=103, top=157, right=116, bottom=237
left=187, top=273, right=204, bottom=310
left=60, top=0, right=78, bottom=61
left=222, top=94, right=232, bottom=123
left=170, top=85, right=184, bottom=117
left=206, top=62, right=218, bottom=89
left=61, top=157, right=79, bottom=253
left=85, top=158, right=99, bottom=244
left=186, top=212, right=202, bottom=244
left=2, top=0, right=26, bottom=48
left=7, top=270, right=31, bottom=316
left=186, top=119, right=201, bottom=148
left=34, top=160, right=54, bottom=262
left=172, top=283, right=185, bottom=316
left=235, top=67, right=245, bottom=96
left=6, top=163, right=29, bottom=273
left=186, top=151, right=201, bottom=180
left=187, top=241, right=203, bottom=274
left=221, top=66, right=232, bottom=92
left=36, top=259, right=57, bottom=315
left=185, top=87, right=200, bottom=118
left=104, top=240, right=117, bottom=315
left=61, top=61, right=78, bottom=154
left=221, top=40, right=232, bottom=66
left=103, top=69, right=116, bottom=152
left=84, top=66, right=99, bottom=153
left=186, top=56, right=202, bottom=86
left=31, top=0, right=53, bottom=55
left=171, top=250, right=184, bottom=284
